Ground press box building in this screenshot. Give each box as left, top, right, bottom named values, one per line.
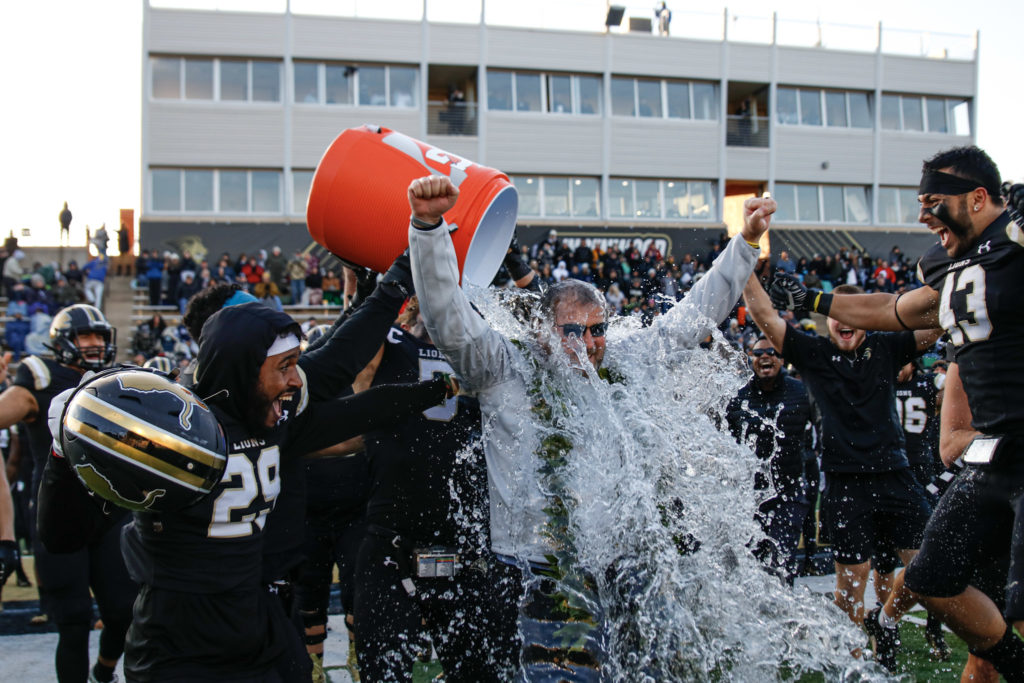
left=140, top=1, right=978, bottom=264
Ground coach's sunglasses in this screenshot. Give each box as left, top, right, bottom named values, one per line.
left=557, top=322, right=608, bottom=339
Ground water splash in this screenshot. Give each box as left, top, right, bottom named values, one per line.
left=467, top=286, right=890, bottom=682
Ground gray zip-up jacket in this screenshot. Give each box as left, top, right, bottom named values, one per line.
left=410, top=224, right=760, bottom=562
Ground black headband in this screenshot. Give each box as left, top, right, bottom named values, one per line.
left=918, top=170, right=982, bottom=196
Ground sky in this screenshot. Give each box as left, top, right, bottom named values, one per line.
left=1, top=0, right=1020, bottom=248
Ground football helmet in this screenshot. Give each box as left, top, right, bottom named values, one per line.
left=60, top=367, right=227, bottom=513
left=48, top=304, right=117, bottom=370
left=143, top=356, right=174, bottom=374
left=301, top=323, right=332, bottom=351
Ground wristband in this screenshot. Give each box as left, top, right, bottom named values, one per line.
left=411, top=215, right=443, bottom=230
left=745, top=239, right=761, bottom=249
left=812, top=291, right=833, bottom=316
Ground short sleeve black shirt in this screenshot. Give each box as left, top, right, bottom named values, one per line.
left=782, top=326, right=917, bottom=472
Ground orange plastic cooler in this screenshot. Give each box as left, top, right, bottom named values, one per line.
left=306, top=125, right=519, bottom=286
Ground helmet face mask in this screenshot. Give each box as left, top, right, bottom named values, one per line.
left=61, top=367, right=227, bottom=513
left=47, top=304, right=117, bottom=371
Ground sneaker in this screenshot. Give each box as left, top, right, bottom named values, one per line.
left=864, top=606, right=900, bottom=672
left=29, top=613, right=48, bottom=626
left=925, top=614, right=951, bottom=661
left=310, top=652, right=325, bottom=683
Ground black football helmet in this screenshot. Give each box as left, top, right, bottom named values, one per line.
left=60, top=367, right=227, bottom=513
left=48, top=304, right=117, bottom=370
left=143, top=356, right=174, bottom=374
left=300, top=324, right=332, bottom=351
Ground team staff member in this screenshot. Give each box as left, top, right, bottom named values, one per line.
left=770, top=147, right=1024, bottom=678
left=725, top=337, right=813, bottom=585
left=353, top=298, right=504, bottom=682
left=743, top=278, right=939, bottom=641
left=0, top=304, right=133, bottom=683
left=408, top=174, right=775, bottom=677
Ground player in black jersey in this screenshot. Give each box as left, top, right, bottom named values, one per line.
left=895, top=361, right=944, bottom=497
left=0, top=304, right=132, bottom=683
left=119, top=302, right=452, bottom=682
left=743, top=279, right=939, bottom=651
left=351, top=298, right=512, bottom=682
left=768, top=146, right=1024, bottom=678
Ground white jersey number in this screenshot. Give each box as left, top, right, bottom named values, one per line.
left=208, top=447, right=281, bottom=538
left=896, top=396, right=928, bottom=434
left=939, top=264, right=992, bottom=345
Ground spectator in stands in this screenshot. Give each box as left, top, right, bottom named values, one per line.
left=177, top=271, right=202, bottom=314
left=253, top=271, right=283, bottom=311
left=4, top=300, right=29, bottom=358
left=266, top=246, right=287, bottom=293
left=144, top=250, right=164, bottom=305
left=242, top=256, right=264, bottom=289
left=23, top=302, right=52, bottom=356
left=135, top=251, right=149, bottom=287
left=25, top=274, right=54, bottom=316
left=304, top=262, right=324, bottom=305
left=52, top=274, right=81, bottom=310
left=321, top=269, right=342, bottom=305
left=552, top=260, right=569, bottom=282
left=3, top=249, right=25, bottom=297
left=573, top=239, right=593, bottom=267
left=605, top=282, right=625, bottom=314
left=64, top=259, right=84, bottom=289
left=287, top=250, right=308, bottom=304
left=82, top=253, right=108, bottom=312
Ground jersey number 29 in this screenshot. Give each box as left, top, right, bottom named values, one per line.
left=208, top=447, right=281, bottom=538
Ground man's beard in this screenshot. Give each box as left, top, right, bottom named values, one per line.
left=244, top=388, right=276, bottom=433
left=931, top=200, right=973, bottom=245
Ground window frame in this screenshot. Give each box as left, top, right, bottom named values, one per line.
left=149, top=168, right=286, bottom=215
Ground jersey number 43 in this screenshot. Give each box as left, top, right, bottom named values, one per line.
left=939, top=264, right=992, bottom=346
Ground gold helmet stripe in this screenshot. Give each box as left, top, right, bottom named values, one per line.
left=74, top=392, right=226, bottom=468
left=66, top=414, right=209, bottom=491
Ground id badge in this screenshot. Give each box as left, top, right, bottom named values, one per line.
left=963, top=436, right=1001, bottom=465
left=415, top=548, right=459, bottom=578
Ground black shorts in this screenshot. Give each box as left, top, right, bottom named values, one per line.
left=821, top=469, right=931, bottom=566
left=124, top=584, right=288, bottom=682
left=905, top=457, right=1024, bottom=620
left=32, top=514, right=136, bottom=625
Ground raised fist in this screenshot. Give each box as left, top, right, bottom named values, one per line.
left=408, top=176, right=459, bottom=225
left=769, top=272, right=811, bottom=312
left=1003, top=182, right=1024, bottom=222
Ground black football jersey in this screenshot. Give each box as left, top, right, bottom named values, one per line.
left=918, top=211, right=1024, bottom=435
left=364, top=326, right=483, bottom=544
left=895, top=371, right=940, bottom=468
left=12, top=356, right=86, bottom=491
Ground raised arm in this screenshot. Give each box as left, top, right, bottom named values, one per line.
left=770, top=273, right=941, bottom=332
left=742, top=273, right=787, bottom=352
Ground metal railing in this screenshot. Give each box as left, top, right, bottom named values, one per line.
left=151, top=1, right=978, bottom=61
left=725, top=115, right=769, bottom=148
left=427, top=100, right=479, bottom=136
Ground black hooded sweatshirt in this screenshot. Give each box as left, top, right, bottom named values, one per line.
left=120, top=303, right=448, bottom=674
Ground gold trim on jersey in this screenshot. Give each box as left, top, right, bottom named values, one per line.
left=22, top=356, right=51, bottom=391
left=73, top=392, right=225, bottom=468
left=66, top=413, right=208, bottom=491
left=1006, top=217, right=1024, bottom=248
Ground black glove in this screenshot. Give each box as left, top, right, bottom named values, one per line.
left=379, top=249, right=414, bottom=299
left=769, top=272, right=810, bottom=311
left=0, top=539, right=19, bottom=586
left=503, top=234, right=533, bottom=282
left=1003, top=182, right=1024, bottom=224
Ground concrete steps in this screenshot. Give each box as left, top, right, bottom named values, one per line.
left=102, top=275, right=140, bottom=362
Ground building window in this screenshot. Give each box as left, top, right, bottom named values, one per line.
left=292, top=62, right=417, bottom=108
left=610, top=77, right=717, bottom=120
left=777, top=87, right=872, bottom=129
left=878, top=187, right=921, bottom=224
left=774, top=183, right=871, bottom=223
left=487, top=70, right=602, bottom=115
left=510, top=176, right=601, bottom=218
left=150, top=169, right=284, bottom=214
left=151, top=57, right=282, bottom=103
left=880, top=94, right=970, bottom=135
left=292, top=171, right=315, bottom=215
left=610, top=178, right=717, bottom=219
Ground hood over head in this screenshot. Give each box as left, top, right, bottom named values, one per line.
left=194, top=302, right=302, bottom=423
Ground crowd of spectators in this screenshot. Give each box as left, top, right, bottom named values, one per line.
left=135, top=246, right=344, bottom=315
left=520, top=229, right=923, bottom=343
left=0, top=247, right=107, bottom=359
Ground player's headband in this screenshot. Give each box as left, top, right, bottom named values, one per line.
left=266, top=333, right=301, bottom=358
left=918, top=170, right=982, bottom=196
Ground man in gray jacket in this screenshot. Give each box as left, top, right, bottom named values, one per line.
left=408, top=175, right=775, bottom=680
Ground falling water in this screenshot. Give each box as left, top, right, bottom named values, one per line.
left=465, top=285, right=890, bottom=682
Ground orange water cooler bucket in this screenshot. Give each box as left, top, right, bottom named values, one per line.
left=306, top=125, right=519, bottom=286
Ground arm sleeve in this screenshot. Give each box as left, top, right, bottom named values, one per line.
left=611, top=235, right=760, bottom=357
left=36, top=452, right=118, bottom=553
left=286, top=377, right=449, bottom=456
left=298, top=285, right=405, bottom=401
left=409, top=222, right=521, bottom=392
